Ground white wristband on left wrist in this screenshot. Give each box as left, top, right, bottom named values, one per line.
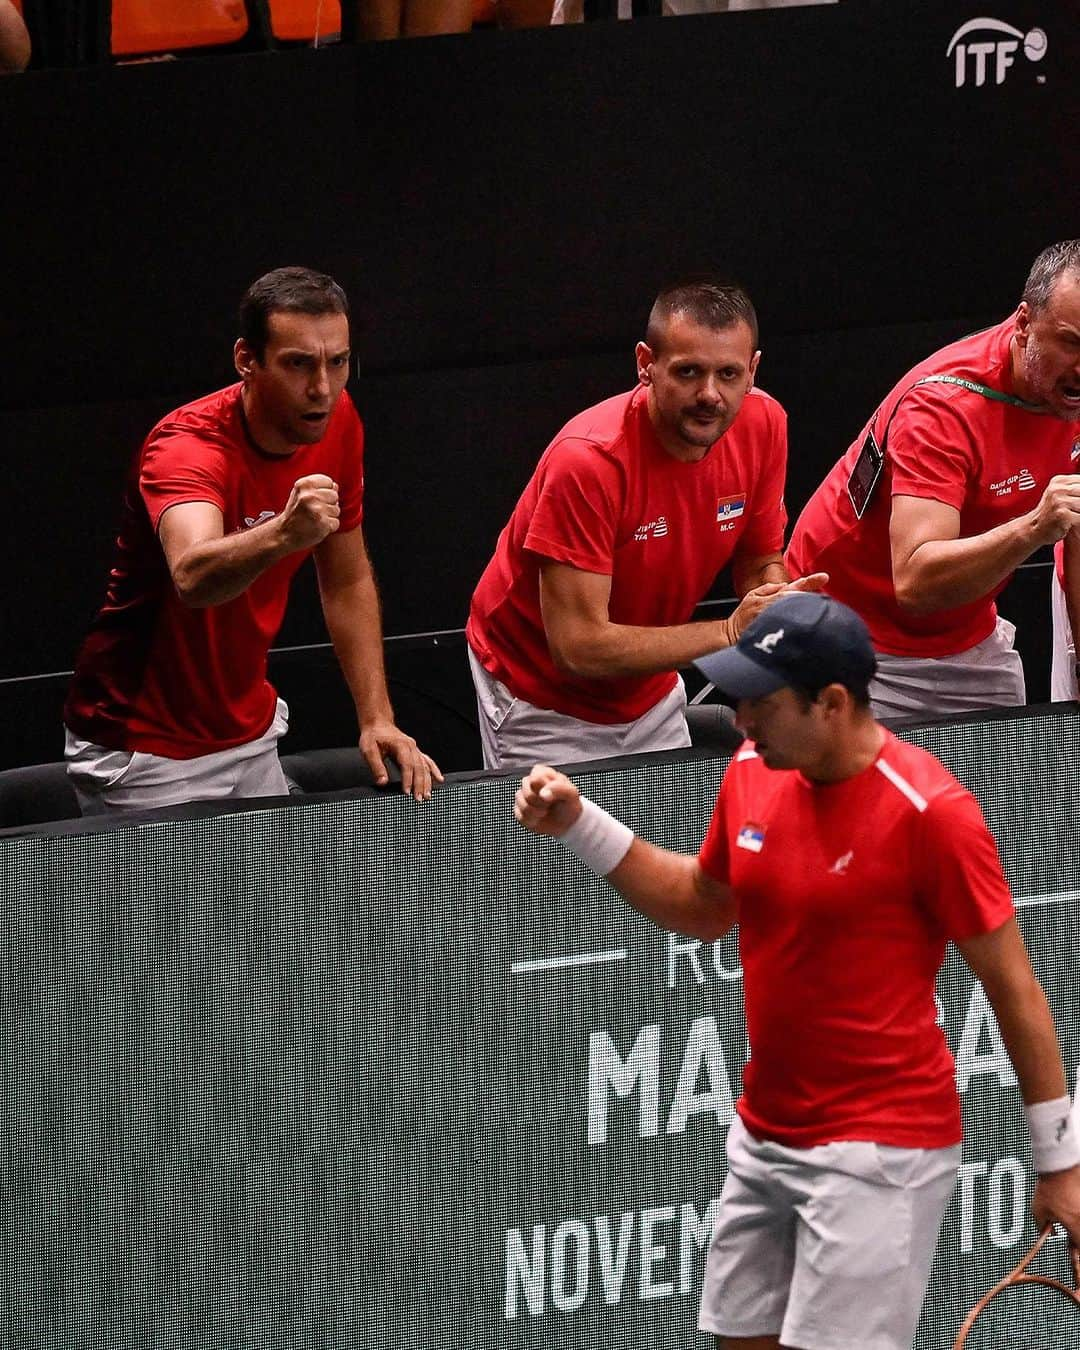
left=1025, top=1096, right=1080, bottom=1174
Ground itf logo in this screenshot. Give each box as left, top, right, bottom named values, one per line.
left=946, top=18, right=1047, bottom=88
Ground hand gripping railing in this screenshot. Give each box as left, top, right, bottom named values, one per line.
left=952, top=1227, right=1080, bottom=1348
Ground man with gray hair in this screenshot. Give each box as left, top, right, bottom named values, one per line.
left=787, top=240, right=1080, bottom=719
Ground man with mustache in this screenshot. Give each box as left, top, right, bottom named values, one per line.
left=467, top=278, right=822, bottom=771
left=65, top=267, right=440, bottom=811
left=787, top=239, right=1080, bottom=718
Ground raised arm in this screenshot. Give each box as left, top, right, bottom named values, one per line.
left=159, top=474, right=340, bottom=607
left=538, top=561, right=826, bottom=680
left=514, top=764, right=736, bottom=940
left=890, top=478, right=1080, bottom=614
left=315, top=525, right=442, bottom=800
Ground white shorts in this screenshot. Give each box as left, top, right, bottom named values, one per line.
left=1049, top=568, right=1078, bottom=701
left=698, top=1115, right=960, bottom=1350
left=64, top=699, right=291, bottom=815
left=870, top=616, right=1026, bottom=721
left=467, top=647, right=691, bottom=772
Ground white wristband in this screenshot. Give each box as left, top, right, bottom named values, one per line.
left=560, top=796, right=634, bottom=876
left=1025, top=1096, right=1080, bottom=1173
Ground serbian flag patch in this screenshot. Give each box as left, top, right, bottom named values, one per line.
left=736, top=822, right=765, bottom=853
left=717, top=494, right=746, bottom=523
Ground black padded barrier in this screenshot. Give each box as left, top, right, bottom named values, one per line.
left=0, top=704, right=1077, bottom=1347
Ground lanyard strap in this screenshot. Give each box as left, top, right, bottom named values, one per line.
left=878, top=373, right=1042, bottom=452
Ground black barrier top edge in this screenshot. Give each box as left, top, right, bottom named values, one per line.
left=2, top=703, right=1075, bottom=844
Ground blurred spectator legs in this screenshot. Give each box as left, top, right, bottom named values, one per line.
left=0, top=0, right=31, bottom=70
left=355, top=0, right=473, bottom=38
left=493, top=0, right=553, bottom=26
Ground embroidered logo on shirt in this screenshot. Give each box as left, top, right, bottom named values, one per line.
left=829, top=850, right=854, bottom=874
left=736, top=822, right=765, bottom=853
left=989, top=470, right=1036, bottom=497
left=243, top=510, right=277, bottom=529
left=717, top=495, right=746, bottom=532
left=753, top=627, right=784, bottom=655
left=1071, top=440, right=1080, bottom=463
left=634, top=515, right=669, bottom=541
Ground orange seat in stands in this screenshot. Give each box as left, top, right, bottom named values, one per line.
left=268, top=0, right=342, bottom=41
left=111, top=0, right=249, bottom=57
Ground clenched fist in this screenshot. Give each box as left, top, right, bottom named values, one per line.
left=279, top=474, right=340, bottom=551
left=1030, top=475, right=1080, bottom=546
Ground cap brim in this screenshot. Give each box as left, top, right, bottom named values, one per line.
left=693, top=646, right=789, bottom=702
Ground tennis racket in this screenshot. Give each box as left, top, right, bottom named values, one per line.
left=952, top=1225, right=1080, bottom=1348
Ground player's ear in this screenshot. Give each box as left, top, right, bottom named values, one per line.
left=748, top=349, right=762, bottom=387
left=635, top=341, right=654, bottom=386
left=234, top=338, right=255, bottom=381
left=1014, top=302, right=1031, bottom=350
left=817, top=683, right=847, bottom=717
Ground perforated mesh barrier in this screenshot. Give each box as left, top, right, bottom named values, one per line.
left=0, top=710, right=1077, bottom=1347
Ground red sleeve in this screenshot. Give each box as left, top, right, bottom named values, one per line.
left=140, top=427, right=229, bottom=531
left=917, top=785, right=1015, bottom=940
left=334, top=396, right=365, bottom=533
left=697, top=770, right=734, bottom=884
left=736, top=397, right=788, bottom=560
left=887, top=387, right=979, bottom=513
left=523, top=440, right=624, bottom=575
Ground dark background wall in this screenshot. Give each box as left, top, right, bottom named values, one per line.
left=1, top=0, right=1076, bottom=768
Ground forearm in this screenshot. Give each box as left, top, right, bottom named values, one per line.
left=607, top=840, right=736, bottom=940
left=171, top=518, right=293, bottom=607
left=546, top=615, right=736, bottom=680
left=987, top=972, right=1069, bottom=1106
left=321, top=574, right=395, bottom=727
left=733, top=551, right=788, bottom=595
left=894, top=512, right=1045, bottom=614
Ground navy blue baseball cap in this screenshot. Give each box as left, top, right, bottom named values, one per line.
left=694, top=593, right=876, bottom=701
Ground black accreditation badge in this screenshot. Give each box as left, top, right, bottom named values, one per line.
left=846, top=425, right=884, bottom=519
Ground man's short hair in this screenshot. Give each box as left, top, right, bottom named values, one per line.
left=792, top=680, right=873, bottom=711
left=239, top=266, right=350, bottom=362
left=1021, top=240, right=1080, bottom=315
left=646, top=278, right=759, bottom=353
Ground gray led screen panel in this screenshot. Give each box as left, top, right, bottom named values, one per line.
left=0, top=709, right=1077, bottom=1348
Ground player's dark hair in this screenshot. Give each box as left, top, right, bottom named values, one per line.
left=1021, top=240, right=1080, bottom=315
left=793, top=680, right=873, bottom=711
left=239, top=267, right=349, bottom=362
left=646, top=278, right=758, bottom=354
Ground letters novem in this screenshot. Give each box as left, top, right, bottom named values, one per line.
left=504, top=1200, right=719, bottom=1320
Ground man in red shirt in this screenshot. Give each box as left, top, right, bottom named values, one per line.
left=514, top=592, right=1080, bottom=1349
left=65, top=267, right=441, bottom=812
left=467, top=279, right=824, bottom=771
left=787, top=239, right=1080, bottom=719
